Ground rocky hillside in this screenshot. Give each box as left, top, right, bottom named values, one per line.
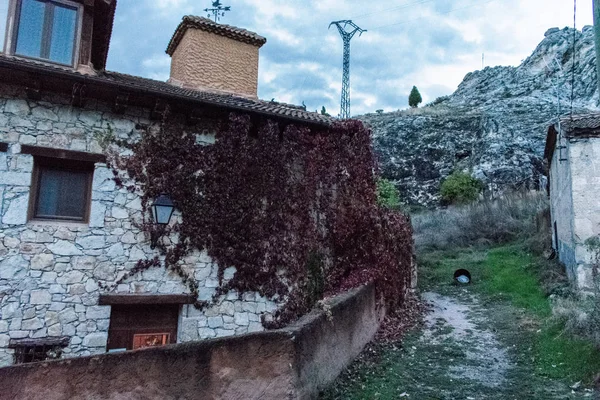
left=360, top=26, right=599, bottom=207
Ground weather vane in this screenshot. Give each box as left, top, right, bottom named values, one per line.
left=204, top=0, right=231, bottom=23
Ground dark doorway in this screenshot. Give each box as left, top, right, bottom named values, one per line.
left=107, top=304, right=179, bottom=351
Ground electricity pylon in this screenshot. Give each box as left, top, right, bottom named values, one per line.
left=329, top=20, right=366, bottom=119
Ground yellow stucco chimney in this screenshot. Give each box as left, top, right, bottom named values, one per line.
left=166, top=16, right=267, bottom=98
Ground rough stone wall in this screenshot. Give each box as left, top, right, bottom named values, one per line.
left=566, top=138, right=600, bottom=290
left=169, top=28, right=260, bottom=97
left=0, top=284, right=381, bottom=400
left=361, top=27, right=598, bottom=207
left=549, top=137, right=576, bottom=280
left=0, top=82, right=278, bottom=367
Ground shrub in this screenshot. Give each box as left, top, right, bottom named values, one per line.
left=376, top=178, right=401, bottom=210
left=440, top=171, right=483, bottom=205
left=412, top=190, right=549, bottom=251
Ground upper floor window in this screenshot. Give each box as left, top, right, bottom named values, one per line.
left=0, top=1, right=8, bottom=52
left=9, top=0, right=81, bottom=66
left=29, top=156, right=94, bottom=222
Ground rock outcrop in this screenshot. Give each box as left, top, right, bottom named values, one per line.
left=360, top=26, right=599, bottom=206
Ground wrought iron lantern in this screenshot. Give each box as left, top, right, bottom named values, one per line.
left=150, top=195, right=174, bottom=249
left=151, top=194, right=175, bottom=225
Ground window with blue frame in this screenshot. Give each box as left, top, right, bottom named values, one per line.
left=0, top=1, right=8, bottom=52
left=12, top=0, right=80, bottom=66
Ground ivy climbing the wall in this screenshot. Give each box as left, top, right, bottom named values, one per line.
left=106, top=113, right=413, bottom=328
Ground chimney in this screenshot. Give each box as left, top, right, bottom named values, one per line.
left=166, top=16, right=267, bottom=98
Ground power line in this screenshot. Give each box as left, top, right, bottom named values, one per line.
left=570, top=0, right=577, bottom=119
left=349, top=0, right=437, bottom=21
left=368, top=0, right=500, bottom=31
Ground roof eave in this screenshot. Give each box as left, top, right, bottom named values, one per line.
left=0, top=57, right=331, bottom=128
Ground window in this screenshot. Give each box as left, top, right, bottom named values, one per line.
left=29, top=156, right=93, bottom=222
left=0, top=1, right=8, bottom=52
left=11, top=0, right=81, bottom=66
left=10, top=338, right=68, bottom=364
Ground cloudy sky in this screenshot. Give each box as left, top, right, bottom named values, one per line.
left=107, top=0, right=593, bottom=117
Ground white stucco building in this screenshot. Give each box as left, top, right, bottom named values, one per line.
left=545, top=113, right=600, bottom=291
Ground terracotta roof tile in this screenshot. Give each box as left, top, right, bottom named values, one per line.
left=0, top=55, right=332, bottom=126
left=166, top=16, right=267, bottom=55
left=558, top=113, right=600, bottom=135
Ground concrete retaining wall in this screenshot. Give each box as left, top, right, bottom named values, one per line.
left=0, top=284, right=382, bottom=400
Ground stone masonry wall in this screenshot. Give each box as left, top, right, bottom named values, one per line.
left=0, top=82, right=278, bottom=366
left=549, top=137, right=576, bottom=280
left=0, top=284, right=381, bottom=400
left=567, top=138, right=600, bottom=290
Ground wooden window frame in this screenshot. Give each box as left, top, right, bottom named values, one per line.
left=28, top=155, right=94, bottom=223
left=4, top=0, right=83, bottom=67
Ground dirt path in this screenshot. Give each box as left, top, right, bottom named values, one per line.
left=321, top=287, right=597, bottom=399
left=422, top=291, right=511, bottom=389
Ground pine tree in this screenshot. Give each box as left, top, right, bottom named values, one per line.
left=408, top=86, right=422, bottom=108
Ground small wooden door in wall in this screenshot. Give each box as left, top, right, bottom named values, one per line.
left=107, top=304, right=179, bottom=351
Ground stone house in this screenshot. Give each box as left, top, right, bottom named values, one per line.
left=0, top=0, right=330, bottom=366
left=545, top=113, right=600, bottom=291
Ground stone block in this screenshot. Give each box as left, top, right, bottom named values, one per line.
left=31, top=328, right=48, bottom=338
left=57, top=270, right=85, bottom=285
left=73, top=256, right=96, bottom=270
left=0, top=255, right=27, bottom=279
left=111, top=206, right=129, bottom=219
left=247, top=322, right=263, bottom=333
left=47, top=323, right=62, bottom=337
left=75, top=235, right=106, bottom=250
left=121, top=231, right=136, bottom=244
left=198, top=327, right=216, bottom=338
left=85, top=306, right=111, bottom=320
left=92, top=167, right=116, bottom=192
left=180, top=319, right=199, bottom=341
left=30, top=290, right=52, bottom=305
left=47, top=240, right=83, bottom=256
left=2, top=194, right=29, bottom=225
left=9, top=331, right=28, bottom=339
left=89, top=202, right=106, bottom=228
left=44, top=312, right=59, bottom=326
left=234, top=312, right=249, bottom=326
left=85, top=279, right=99, bottom=292
left=106, top=243, right=124, bottom=258
left=2, top=303, right=22, bottom=319
left=82, top=333, right=108, bottom=348
left=223, top=267, right=236, bottom=280
left=207, top=316, right=223, bottom=328
left=21, top=318, right=43, bottom=330
left=219, top=301, right=235, bottom=316
left=30, top=253, right=54, bottom=270
left=31, top=106, right=58, bottom=121
left=5, top=99, right=30, bottom=115
left=58, top=308, right=77, bottom=324
left=215, top=329, right=235, bottom=338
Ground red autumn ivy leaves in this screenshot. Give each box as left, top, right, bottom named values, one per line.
left=108, top=113, right=413, bottom=328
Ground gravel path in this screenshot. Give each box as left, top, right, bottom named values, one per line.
left=422, top=291, right=511, bottom=389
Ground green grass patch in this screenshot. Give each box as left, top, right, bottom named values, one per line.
left=419, top=244, right=600, bottom=384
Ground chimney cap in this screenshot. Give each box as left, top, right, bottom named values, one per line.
left=166, top=16, right=267, bottom=56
